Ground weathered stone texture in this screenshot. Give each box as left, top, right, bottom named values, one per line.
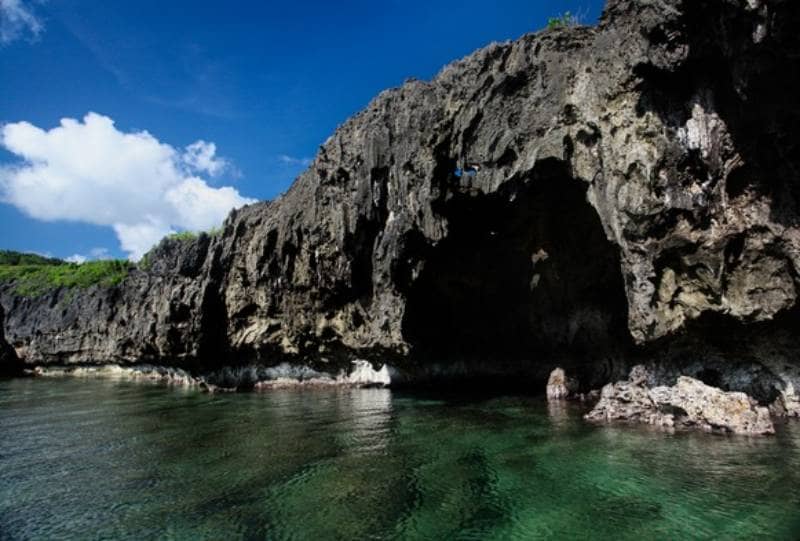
left=586, top=372, right=775, bottom=435
left=2, top=0, right=799, bottom=392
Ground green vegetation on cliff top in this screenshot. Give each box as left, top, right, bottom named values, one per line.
left=165, top=231, right=199, bottom=242
left=1, top=227, right=222, bottom=290
left=164, top=227, right=222, bottom=242
left=547, top=11, right=579, bottom=29
left=0, top=251, right=131, bottom=297
left=0, top=250, right=64, bottom=266
left=138, top=227, right=222, bottom=270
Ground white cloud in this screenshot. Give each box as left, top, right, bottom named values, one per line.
left=183, top=140, right=228, bottom=177
left=278, top=154, right=312, bottom=167
left=64, top=247, right=112, bottom=265
left=0, top=112, right=255, bottom=260
left=0, top=0, right=42, bottom=44
left=65, top=254, right=87, bottom=264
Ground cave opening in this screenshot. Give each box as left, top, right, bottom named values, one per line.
left=643, top=307, right=800, bottom=405
left=401, top=159, right=630, bottom=374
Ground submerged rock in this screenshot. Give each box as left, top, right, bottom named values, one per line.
left=585, top=375, right=775, bottom=435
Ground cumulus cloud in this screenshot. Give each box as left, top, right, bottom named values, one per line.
left=183, top=140, right=228, bottom=177
left=65, top=254, right=87, bottom=264
left=64, top=247, right=112, bottom=265
left=0, top=0, right=42, bottom=44
left=0, top=112, right=255, bottom=259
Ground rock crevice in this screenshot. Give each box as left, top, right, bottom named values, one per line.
left=0, top=304, right=21, bottom=376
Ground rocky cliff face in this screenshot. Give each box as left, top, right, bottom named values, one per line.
left=0, top=235, right=224, bottom=370
left=2, top=0, right=799, bottom=394
left=0, top=304, right=22, bottom=376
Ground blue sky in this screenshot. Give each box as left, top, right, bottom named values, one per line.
left=0, top=0, right=604, bottom=260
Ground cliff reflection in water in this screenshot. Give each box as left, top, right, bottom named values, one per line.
left=2, top=378, right=800, bottom=540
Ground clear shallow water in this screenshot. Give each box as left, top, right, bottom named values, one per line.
left=1, top=379, right=799, bottom=540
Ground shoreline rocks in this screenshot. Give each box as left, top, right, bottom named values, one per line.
left=23, top=359, right=396, bottom=392
left=658, top=377, right=773, bottom=435
left=28, top=364, right=201, bottom=386
left=585, top=367, right=775, bottom=435
left=13, top=358, right=789, bottom=437
left=585, top=380, right=669, bottom=426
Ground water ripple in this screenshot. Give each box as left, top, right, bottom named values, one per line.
left=1, top=379, right=799, bottom=540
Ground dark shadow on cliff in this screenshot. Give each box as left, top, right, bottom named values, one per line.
left=0, top=303, right=23, bottom=377
left=635, top=0, right=800, bottom=227
left=639, top=305, right=800, bottom=405
left=400, top=159, right=630, bottom=383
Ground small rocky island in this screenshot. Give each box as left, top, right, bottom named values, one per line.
left=2, top=0, right=799, bottom=435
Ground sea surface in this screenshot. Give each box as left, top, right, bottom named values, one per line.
left=1, top=377, right=799, bottom=540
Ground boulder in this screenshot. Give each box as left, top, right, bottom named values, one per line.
left=585, top=376, right=775, bottom=435
left=584, top=381, right=673, bottom=427
left=654, top=377, right=774, bottom=435
left=546, top=368, right=578, bottom=400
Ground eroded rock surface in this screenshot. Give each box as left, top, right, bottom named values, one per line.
left=0, top=235, right=225, bottom=370
left=657, top=376, right=774, bottom=435
left=586, top=370, right=775, bottom=435
left=1, top=0, right=799, bottom=394
left=585, top=380, right=666, bottom=425
left=546, top=368, right=578, bottom=400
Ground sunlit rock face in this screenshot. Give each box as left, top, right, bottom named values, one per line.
left=0, top=234, right=225, bottom=370
left=2, top=0, right=800, bottom=394
left=586, top=372, right=775, bottom=436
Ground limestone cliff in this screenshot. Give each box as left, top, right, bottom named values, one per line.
left=1, top=0, right=799, bottom=393
left=0, top=304, right=21, bottom=376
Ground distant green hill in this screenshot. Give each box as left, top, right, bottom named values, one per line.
left=0, top=250, right=65, bottom=266
left=0, top=251, right=131, bottom=297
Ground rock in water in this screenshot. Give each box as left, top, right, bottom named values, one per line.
left=546, top=368, right=577, bottom=400
left=654, top=377, right=774, bottom=436
left=586, top=376, right=775, bottom=435
left=584, top=381, right=672, bottom=427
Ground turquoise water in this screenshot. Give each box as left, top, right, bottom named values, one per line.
left=1, top=378, right=799, bottom=540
